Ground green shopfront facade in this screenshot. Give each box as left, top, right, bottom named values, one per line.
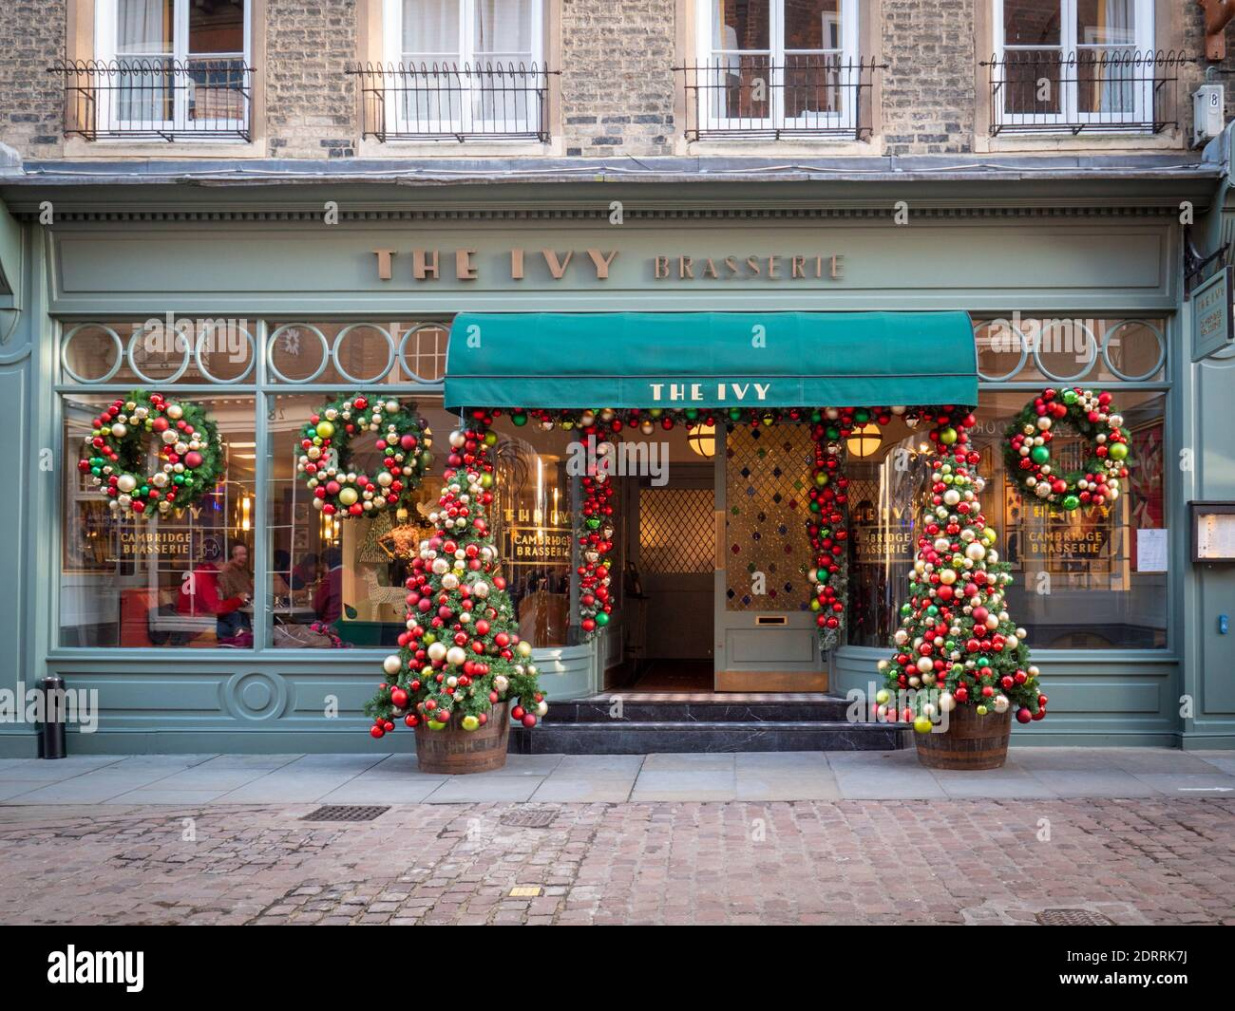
left=1, top=169, right=1233, bottom=754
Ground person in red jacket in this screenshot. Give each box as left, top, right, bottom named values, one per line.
left=179, top=544, right=250, bottom=640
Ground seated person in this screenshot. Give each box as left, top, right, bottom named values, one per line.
left=217, top=542, right=254, bottom=639
left=313, top=547, right=344, bottom=625
left=179, top=543, right=251, bottom=641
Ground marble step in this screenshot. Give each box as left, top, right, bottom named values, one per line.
left=509, top=720, right=909, bottom=755
left=541, top=698, right=856, bottom=724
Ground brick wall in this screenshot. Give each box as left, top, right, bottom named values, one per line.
left=559, top=0, right=675, bottom=157
left=0, top=1, right=1230, bottom=162
left=264, top=0, right=358, bottom=158
left=880, top=0, right=975, bottom=156
left=0, top=0, right=67, bottom=159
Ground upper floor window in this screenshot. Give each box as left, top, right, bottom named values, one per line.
left=357, top=0, right=550, bottom=141
left=680, top=1, right=874, bottom=141
left=988, top=0, right=1173, bottom=134
left=58, top=0, right=253, bottom=141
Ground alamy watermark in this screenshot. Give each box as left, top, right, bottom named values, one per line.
left=566, top=434, right=669, bottom=487
left=140, top=312, right=250, bottom=363
left=985, top=311, right=1116, bottom=362
left=0, top=680, right=99, bottom=733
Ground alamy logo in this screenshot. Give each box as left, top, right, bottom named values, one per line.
left=47, top=946, right=144, bottom=992
left=0, top=681, right=98, bottom=733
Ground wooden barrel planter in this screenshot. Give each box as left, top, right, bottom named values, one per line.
left=414, top=701, right=510, bottom=774
left=915, top=705, right=1012, bottom=771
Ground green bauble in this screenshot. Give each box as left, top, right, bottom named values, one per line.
left=854, top=409, right=870, bottom=424
left=512, top=412, right=527, bottom=427
left=939, top=427, right=958, bottom=445
left=1107, top=442, right=1128, bottom=461
left=1030, top=445, right=1050, bottom=464
left=1062, top=389, right=1078, bottom=405
left=595, top=612, right=610, bottom=627
left=1062, top=494, right=1081, bottom=511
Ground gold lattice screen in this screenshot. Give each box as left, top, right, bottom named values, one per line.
left=639, top=487, right=715, bottom=574
left=725, top=424, right=814, bottom=612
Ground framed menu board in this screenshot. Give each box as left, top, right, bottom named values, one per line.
left=1191, top=502, right=1235, bottom=562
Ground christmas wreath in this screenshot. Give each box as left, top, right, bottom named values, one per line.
left=297, top=394, right=433, bottom=518
left=1003, top=387, right=1130, bottom=511
left=79, top=391, right=223, bottom=520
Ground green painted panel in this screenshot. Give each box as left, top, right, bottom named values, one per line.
left=47, top=221, right=1175, bottom=317
left=0, top=366, right=27, bottom=694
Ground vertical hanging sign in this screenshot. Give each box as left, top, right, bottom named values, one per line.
left=1192, top=266, right=1234, bottom=361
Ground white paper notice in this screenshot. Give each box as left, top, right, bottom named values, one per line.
left=1137, top=529, right=1168, bottom=572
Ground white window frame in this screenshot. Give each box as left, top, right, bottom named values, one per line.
left=695, top=0, right=860, bottom=135
left=94, top=0, right=251, bottom=139
left=992, top=0, right=1154, bottom=133
left=383, top=0, right=545, bottom=139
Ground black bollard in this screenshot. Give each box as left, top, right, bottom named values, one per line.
left=39, top=675, right=67, bottom=760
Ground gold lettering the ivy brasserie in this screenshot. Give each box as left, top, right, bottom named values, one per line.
left=373, top=249, right=845, bottom=282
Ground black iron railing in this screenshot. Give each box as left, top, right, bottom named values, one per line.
left=348, top=62, right=557, bottom=142
left=675, top=57, right=883, bottom=141
left=981, top=50, right=1193, bottom=135
left=50, top=59, right=253, bottom=141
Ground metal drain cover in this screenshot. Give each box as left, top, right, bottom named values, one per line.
left=1037, top=908, right=1115, bottom=927
left=301, top=805, right=390, bottom=822
left=499, top=809, right=557, bottom=828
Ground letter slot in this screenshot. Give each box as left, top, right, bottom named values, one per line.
left=756, top=616, right=787, bottom=626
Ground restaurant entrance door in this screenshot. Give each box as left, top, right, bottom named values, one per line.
left=713, top=424, right=829, bottom=692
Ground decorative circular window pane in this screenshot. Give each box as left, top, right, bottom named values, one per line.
left=127, top=322, right=192, bottom=383
left=333, top=323, right=395, bottom=384
left=974, top=319, right=1028, bottom=381
left=1100, top=320, right=1165, bottom=382
left=268, top=324, right=329, bottom=382
left=195, top=321, right=256, bottom=383
left=398, top=323, right=449, bottom=382
left=61, top=324, right=124, bottom=383
left=1032, top=317, right=1097, bottom=382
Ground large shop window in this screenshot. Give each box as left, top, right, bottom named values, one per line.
left=57, top=318, right=453, bottom=652
left=62, top=392, right=258, bottom=649
left=87, top=0, right=253, bottom=141
left=693, top=0, right=861, bottom=135
left=991, top=0, right=1156, bottom=133
left=488, top=416, right=591, bottom=648
left=848, top=386, right=1168, bottom=651
left=265, top=397, right=457, bottom=650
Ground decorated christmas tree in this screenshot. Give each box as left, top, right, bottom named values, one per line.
left=365, top=417, right=546, bottom=738
left=878, top=410, right=1047, bottom=731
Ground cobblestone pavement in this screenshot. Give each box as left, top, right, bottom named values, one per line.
left=1, top=798, right=1233, bottom=925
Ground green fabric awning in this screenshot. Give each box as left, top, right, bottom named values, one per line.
left=444, top=311, right=977, bottom=411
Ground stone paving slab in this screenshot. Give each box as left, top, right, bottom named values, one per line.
left=1, top=749, right=1234, bottom=804
left=1, top=798, right=1231, bottom=926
